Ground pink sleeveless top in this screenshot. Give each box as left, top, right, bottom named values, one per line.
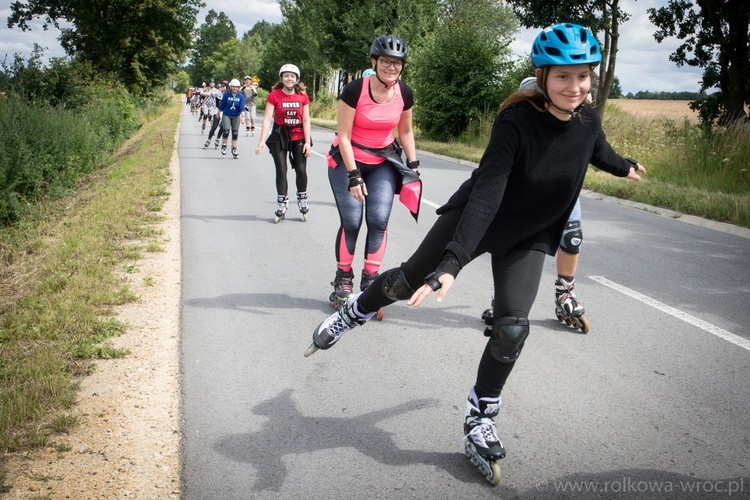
left=332, top=76, right=405, bottom=165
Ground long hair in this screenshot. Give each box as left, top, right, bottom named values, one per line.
left=273, top=82, right=307, bottom=94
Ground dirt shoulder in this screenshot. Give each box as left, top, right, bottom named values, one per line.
left=2, top=134, right=182, bottom=498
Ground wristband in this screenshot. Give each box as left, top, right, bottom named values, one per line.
left=347, top=169, right=362, bottom=179
left=407, top=160, right=420, bottom=169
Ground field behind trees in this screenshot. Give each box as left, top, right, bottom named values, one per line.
left=608, top=99, right=700, bottom=123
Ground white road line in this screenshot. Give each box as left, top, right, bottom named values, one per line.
left=589, top=276, right=750, bottom=353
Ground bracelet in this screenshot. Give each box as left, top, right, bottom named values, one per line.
left=407, top=160, right=420, bottom=169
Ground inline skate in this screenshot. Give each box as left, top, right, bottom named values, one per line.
left=297, top=192, right=309, bottom=221
left=231, top=146, right=238, bottom=159
left=274, top=196, right=288, bottom=223
left=360, top=270, right=384, bottom=320
left=463, top=388, right=505, bottom=486
left=221, top=144, right=227, bottom=157
left=328, top=269, right=354, bottom=308
left=304, top=293, right=375, bottom=357
left=203, top=139, right=210, bottom=150
left=214, top=139, right=220, bottom=150
left=554, top=276, right=589, bottom=333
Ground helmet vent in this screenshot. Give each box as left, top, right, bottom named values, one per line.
left=552, top=29, right=569, bottom=45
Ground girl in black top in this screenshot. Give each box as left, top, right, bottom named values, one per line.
left=304, top=23, right=645, bottom=485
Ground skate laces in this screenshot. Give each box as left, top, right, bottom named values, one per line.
left=464, top=417, right=501, bottom=445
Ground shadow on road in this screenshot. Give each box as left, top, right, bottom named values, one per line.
left=212, top=389, right=489, bottom=491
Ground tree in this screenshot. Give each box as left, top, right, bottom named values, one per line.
left=411, top=0, right=518, bottom=138
left=7, top=0, right=203, bottom=92
left=189, top=10, right=237, bottom=84
left=608, top=76, right=623, bottom=98
left=648, top=0, right=749, bottom=125
left=506, top=0, right=632, bottom=118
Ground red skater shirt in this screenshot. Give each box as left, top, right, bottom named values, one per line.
left=266, top=89, right=310, bottom=142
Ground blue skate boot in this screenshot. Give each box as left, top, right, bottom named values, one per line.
left=463, top=387, right=505, bottom=486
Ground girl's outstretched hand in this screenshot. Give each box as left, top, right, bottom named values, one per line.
left=408, top=274, right=455, bottom=307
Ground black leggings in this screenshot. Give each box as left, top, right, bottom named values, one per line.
left=358, top=207, right=545, bottom=399
left=269, top=140, right=308, bottom=196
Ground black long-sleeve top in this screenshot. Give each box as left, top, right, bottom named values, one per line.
left=437, top=100, right=632, bottom=275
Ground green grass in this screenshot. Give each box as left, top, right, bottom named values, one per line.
left=314, top=100, right=750, bottom=228
left=0, top=97, right=181, bottom=485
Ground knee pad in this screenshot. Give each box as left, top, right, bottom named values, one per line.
left=489, top=317, right=530, bottom=363
left=231, top=130, right=239, bottom=141
left=221, top=128, right=230, bottom=138
left=559, top=219, right=583, bottom=255
left=381, top=268, right=415, bottom=301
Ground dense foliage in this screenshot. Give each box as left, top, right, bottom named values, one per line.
left=8, top=0, right=203, bottom=93
left=0, top=54, right=152, bottom=225
left=649, top=0, right=749, bottom=126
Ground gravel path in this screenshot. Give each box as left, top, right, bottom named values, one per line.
left=4, top=140, right=182, bottom=499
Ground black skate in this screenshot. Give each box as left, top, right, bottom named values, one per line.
left=203, top=139, right=210, bottom=150
left=246, top=126, right=250, bottom=137
left=201, top=123, right=205, bottom=134
left=231, top=146, right=238, bottom=159
left=328, top=269, right=354, bottom=308
left=464, top=389, right=505, bottom=486
left=554, top=277, right=589, bottom=333
left=274, top=196, right=288, bottom=224
left=304, top=293, right=374, bottom=357
left=214, top=139, right=220, bottom=150
left=297, top=192, right=309, bottom=221
left=360, top=270, right=384, bottom=320
left=221, top=144, right=227, bottom=157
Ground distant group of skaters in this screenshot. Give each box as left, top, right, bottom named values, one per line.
left=186, top=76, right=260, bottom=158
left=193, top=24, right=647, bottom=485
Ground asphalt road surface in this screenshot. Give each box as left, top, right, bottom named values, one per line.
left=178, top=107, right=750, bottom=499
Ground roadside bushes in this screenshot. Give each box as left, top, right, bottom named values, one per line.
left=0, top=57, right=140, bottom=225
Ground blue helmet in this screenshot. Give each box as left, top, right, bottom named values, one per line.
left=363, top=69, right=375, bottom=77
left=531, top=23, right=602, bottom=68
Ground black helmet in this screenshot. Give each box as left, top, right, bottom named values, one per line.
left=370, top=35, right=408, bottom=61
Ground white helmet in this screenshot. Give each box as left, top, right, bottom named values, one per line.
left=519, top=77, right=537, bottom=90
left=229, top=79, right=241, bottom=87
left=279, top=64, right=300, bottom=80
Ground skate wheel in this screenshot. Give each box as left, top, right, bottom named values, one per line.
left=578, top=315, right=590, bottom=334
left=274, top=215, right=282, bottom=224
left=555, top=309, right=565, bottom=323
left=375, top=309, right=384, bottom=321
left=303, top=343, right=319, bottom=357
left=486, top=461, right=501, bottom=486
left=302, top=213, right=307, bottom=222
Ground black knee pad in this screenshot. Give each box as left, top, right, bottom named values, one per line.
left=381, top=267, right=415, bottom=301
left=489, top=317, right=530, bottom=363
left=559, top=219, right=583, bottom=255
left=221, top=128, right=229, bottom=138
left=231, top=130, right=239, bottom=141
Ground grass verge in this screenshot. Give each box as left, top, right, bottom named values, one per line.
left=315, top=103, right=750, bottom=229
left=0, top=98, right=181, bottom=487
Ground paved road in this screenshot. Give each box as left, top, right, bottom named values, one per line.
left=178, top=107, right=750, bottom=499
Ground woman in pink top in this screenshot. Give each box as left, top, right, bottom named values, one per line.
left=325, top=34, right=421, bottom=307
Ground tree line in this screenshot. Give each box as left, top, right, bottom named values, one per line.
left=5, top=0, right=749, bottom=133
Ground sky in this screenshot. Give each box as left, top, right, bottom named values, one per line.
left=0, top=0, right=705, bottom=95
